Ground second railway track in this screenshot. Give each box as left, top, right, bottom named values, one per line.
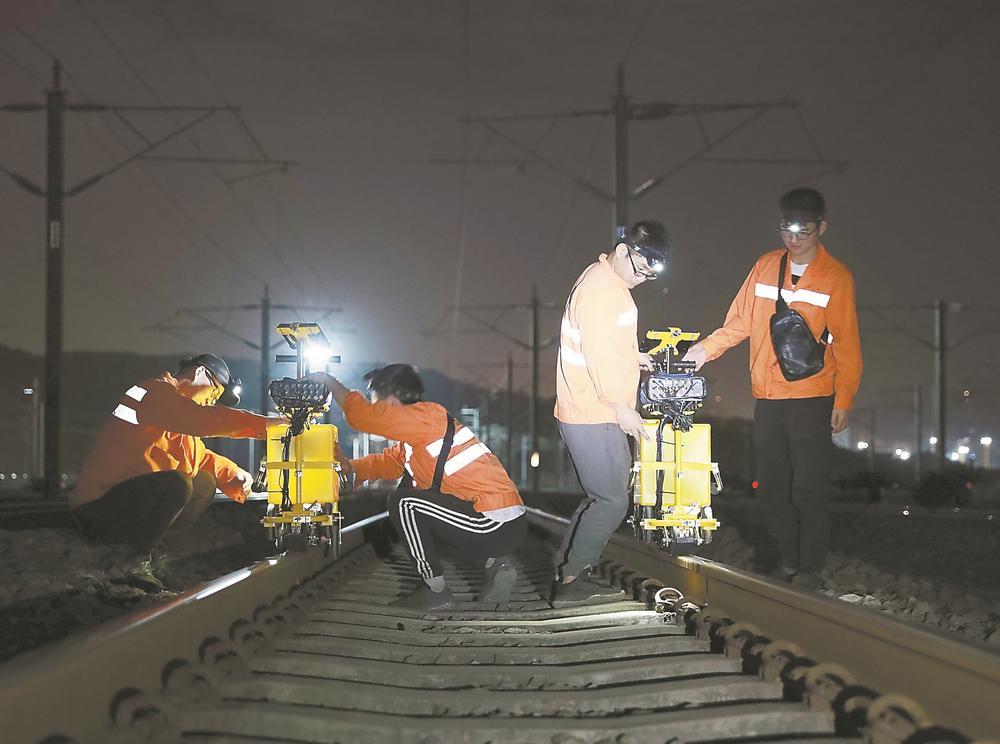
left=1, top=507, right=997, bottom=743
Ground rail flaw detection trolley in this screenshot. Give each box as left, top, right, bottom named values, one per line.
left=256, top=322, right=343, bottom=556
left=630, top=328, right=722, bottom=555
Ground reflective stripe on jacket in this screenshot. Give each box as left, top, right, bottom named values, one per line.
left=71, top=373, right=269, bottom=508
left=555, top=254, right=640, bottom=424
left=344, top=392, right=522, bottom=513
left=700, top=245, right=863, bottom=409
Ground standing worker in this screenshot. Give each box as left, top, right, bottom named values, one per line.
left=552, top=220, right=669, bottom=603
left=71, top=354, right=277, bottom=588
left=684, top=188, right=862, bottom=590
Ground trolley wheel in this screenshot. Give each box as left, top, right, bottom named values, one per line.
left=632, top=504, right=656, bottom=544
left=667, top=528, right=698, bottom=557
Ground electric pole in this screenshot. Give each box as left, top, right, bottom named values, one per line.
left=861, top=301, right=1000, bottom=472
left=44, top=61, right=65, bottom=499
left=437, top=66, right=845, bottom=239
left=1, top=61, right=294, bottom=497
left=427, top=292, right=560, bottom=494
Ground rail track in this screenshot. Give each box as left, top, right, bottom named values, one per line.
left=0, top=507, right=997, bottom=743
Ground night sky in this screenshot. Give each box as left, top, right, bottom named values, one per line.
left=1, top=0, right=998, bottom=450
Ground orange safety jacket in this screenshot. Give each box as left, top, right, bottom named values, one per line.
left=71, top=373, right=269, bottom=508
left=344, top=392, right=522, bottom=513
left=700, top=245, right=863, bottom=409
left=555, top=254, right=640, bottom=425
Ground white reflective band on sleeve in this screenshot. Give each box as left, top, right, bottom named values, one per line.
left=560, top=346, right=587, bottom=367
left=561, top=318, right=581, bottom=343
left=617, top=307, right=638, bottom=326
left=443, top=442, right=490, bottom=476
left=125, top=385, right=147, bottom=402
left=112, top=404, right=138, bottom=425
left=403, top=443, right=414, bottom=477
left=754, top=283, right=830, bottom=308
left=426, top=426, right=475, bottom=457
left=825, top=331, right=835, bottom=343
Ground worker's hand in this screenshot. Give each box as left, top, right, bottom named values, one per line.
left=638, top=352, right=655, bottom=371
left=831, top=408, right=849, bottom=434
left=612, top=402, right=651, bottom=441
left=333, top=441, right=354, bottom=476
left=682, top=343, right=709, bottom=371
left=233, top=468, right=255, bottom=498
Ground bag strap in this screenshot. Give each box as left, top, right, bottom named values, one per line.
left=775, top=253, right=789, bottom=310
left=778, top=251, right=832, bottom=345
left=430, top=414, right=456, bottom=492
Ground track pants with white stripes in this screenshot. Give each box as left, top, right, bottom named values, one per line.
left=387, top=489, right=527, bottom=580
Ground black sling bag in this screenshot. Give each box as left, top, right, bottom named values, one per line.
left=769, top=253, right=830, bottom=381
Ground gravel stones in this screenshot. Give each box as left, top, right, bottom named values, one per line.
left=0, top=502, right=270, bottom=663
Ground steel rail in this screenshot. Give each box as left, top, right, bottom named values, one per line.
left=525, top=506, right=1000, bottom=739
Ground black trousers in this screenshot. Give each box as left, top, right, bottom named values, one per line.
left=72, top=470, right=217, bottom=553
left=753, top=396, right=833, bottom=573
left=387, top=489, right=527, bottom=580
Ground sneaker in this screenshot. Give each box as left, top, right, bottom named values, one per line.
left=791, top=571, right=824, bottom=591
left=151, top=551, right=185, bottom=591
left=480, top=558, right=518, bottom=604
left=110, top=555, right=165, bottom=593
left=550, top=569, right=623, bottom=605
left=389, top=583, right=456, bottom=611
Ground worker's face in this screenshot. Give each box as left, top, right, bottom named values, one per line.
left=779, top=219, right=826, bottom=261
left=191, top=366, right=224, bottom=406
left=612, top=243, right=653, bottom=288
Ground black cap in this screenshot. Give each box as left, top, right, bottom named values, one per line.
left=178, top=353, right=243, bottom=407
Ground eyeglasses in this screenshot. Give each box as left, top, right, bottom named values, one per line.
left=777, top=220, right=818, bottom=239
left=627, top=248, right=663, bottom=280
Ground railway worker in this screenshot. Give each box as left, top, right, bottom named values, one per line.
left=308, top=364, right=526, bottom=611
left=683, top=188, right=862, bottom=590
left=552, top=220, right=669, bottom=603
left=71, top=354, right=278, bottom=587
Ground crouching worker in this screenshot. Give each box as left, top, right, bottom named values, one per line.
left=71, top=354, right=277, bottom=587
left=309, top=364, right=526, bottom=611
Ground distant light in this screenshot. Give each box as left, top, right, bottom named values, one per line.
left=899, top=451, right=911, bottom=461
left=529, top=452, right=540, bottom=468
left=10, top=473, right=16, bottom=480
left=981, top=436, right=992, bottom=446
left=751, top=480, right=760, bottom=489
left=958, top=445, right=971, bottom=455
left=929, top=436, right=938, bottom=445
left=652, top=262, right=665, bottom=273
left=894, top=448, right=903, bottom=456
left=963, top=389, right=971, bottom=398
left=949, top=452, right=960, bottom=462
left=902, top=509, right=910, bottom=516
left=0, top=474, right=5, bottom=480
left=857, top=441, right=870, bottom=450
left=23, top=388, right=34, bottom=396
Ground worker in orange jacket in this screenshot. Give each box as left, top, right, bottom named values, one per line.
left=552, top=220, right=669, bottom=604
left=309, top=364, right=526, bottom=611
left=684, top=188, right=863, bottom=590
left=72, top=354, right=278, bottom=583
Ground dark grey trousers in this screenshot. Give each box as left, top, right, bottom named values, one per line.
left=556, top=421, right=632, bottom=579
left=753, top=396, right=834, bottom=573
